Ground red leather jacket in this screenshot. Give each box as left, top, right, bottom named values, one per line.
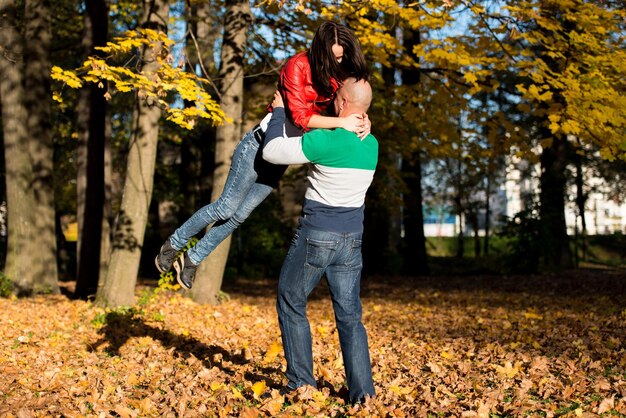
left=275, top=51, right=339, bottom=131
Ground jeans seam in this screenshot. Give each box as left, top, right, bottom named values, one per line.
left=216, top=134, right=258, bottom=216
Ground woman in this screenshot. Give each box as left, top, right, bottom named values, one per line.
left=155, top=21, right=370, bottom=289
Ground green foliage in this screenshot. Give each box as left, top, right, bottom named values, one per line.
left=578, top=233, right=626, bottom=268
left=0, top=272, right=13, bottom=298
left=91, top=305, right=141, bottom=329
left=498, top=208, right=543, bottom=274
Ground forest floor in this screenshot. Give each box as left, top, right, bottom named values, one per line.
left=1, top=269, right=625, bottom=417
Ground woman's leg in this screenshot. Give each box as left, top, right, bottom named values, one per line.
left=169, top=130, right=261, bottom=250
left=187, top=152, right=288, bottom=263
left=187, top=182, right=273, bottom=263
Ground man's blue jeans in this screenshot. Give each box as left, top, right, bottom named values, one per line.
left=170, top=128, right=286, bottom=264
left=277, top=226, right=375, bottom=404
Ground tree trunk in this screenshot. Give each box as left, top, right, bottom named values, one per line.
left=456, top=208, right=465, bottom=259
left=23, top=0, right=59, bottom=293
left=574, top=151, right=587, bottom=260
left=399, top=26, right=429, bottom=276
left=363, top=65, right=400, bottom=274
left=74, top=0, right=109, bottom=299
left=483, top=173, right=491, bottom=256
left=401, top=157, right=429, bottom=274
left=191, top=0, right=251, bottom=304
left=0, top=0, right=39, bottom=294
left=472, top=214, right=480, bottom=258
left=539, top=133, right=573, bottom=270
left=178, top=0, right=220, bottom=222
left=99, top=112, right=112, bottom=285
left=97, top=0, right=169, bottom=307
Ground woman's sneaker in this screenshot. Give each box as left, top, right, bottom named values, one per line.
left=173, top=253, right=198, bottom=289
left=155, top=239, right=177, bottom=274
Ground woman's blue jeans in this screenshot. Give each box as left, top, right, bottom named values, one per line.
left=277, top=226, right=375, bottom=404
left=169, top=127, right=286, bottom=265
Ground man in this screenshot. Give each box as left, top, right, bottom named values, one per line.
left=263, top=78, right=377, bottom=404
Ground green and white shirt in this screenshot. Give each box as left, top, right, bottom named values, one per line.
left=263, top=107, right=378, bottom=233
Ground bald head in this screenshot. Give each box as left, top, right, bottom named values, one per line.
left=334, top=78, right=372, bottom=117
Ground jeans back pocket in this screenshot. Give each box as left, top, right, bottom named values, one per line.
left=305, top=238, right=338, bottom=269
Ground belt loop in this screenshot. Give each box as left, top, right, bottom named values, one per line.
left=252, top=124, right=264, bottom=144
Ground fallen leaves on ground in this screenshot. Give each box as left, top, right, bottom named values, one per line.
left=1, top=270, right=625, bottom=417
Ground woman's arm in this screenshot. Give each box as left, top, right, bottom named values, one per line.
left=281, top=53, right=371, bottom=138
left=307, top=113, right=370, bottom=138
left=263, top=91, right=309, bottom=165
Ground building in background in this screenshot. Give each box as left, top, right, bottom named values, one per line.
left=423, top=156, right=626, bottom=237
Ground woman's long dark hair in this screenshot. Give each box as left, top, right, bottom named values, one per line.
left=308, top=21, right=368, bottom=98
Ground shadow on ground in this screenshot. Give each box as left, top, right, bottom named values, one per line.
left=88, top=311, right=249, bottom=376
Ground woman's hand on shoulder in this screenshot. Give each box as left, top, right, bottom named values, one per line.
left=272, top=90, right=284, bottom=109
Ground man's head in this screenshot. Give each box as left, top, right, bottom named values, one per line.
left=333, top=78, right=372, bottom=118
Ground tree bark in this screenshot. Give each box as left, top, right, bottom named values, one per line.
left=192, top=0, right=251, bottom=304
left=574, top=151, right=587, bottom=260
left=74, top=0, right=109, bottom=299
left=97, top=0, right=169, bottom=307
left=23, top=0, right=59, bottom=293
left=363, top=64, right=402, bottom=275
left=399, top=26, right=429, bottom=276
left=455, top=204, right=465, bottom=259
left=483, top=173, right=491, bottom=256
left=99, top=112, right=112, bottom=285
left=0, top=0, right=39, bottom=294
left=539, top=132, right=573, bottom=270
left=179, top=0, right=220, bottom=222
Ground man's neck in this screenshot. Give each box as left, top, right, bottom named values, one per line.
left=338, top=108, right=364, bottom=118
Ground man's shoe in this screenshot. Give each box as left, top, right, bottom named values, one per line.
left=155, top=239, right=177, bottom=274
left=173, top=253, right=198, bottom=289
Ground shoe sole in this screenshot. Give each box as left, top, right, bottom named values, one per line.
left=173, top=255, right=192, bottom=290
left=154, top=255, right=169, bottom=274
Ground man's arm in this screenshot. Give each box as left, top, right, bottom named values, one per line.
left=263, top=94, right=310, bottom=165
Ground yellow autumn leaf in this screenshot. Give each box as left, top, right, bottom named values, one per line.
left=251, top=381, right=266, bottom=399
left=127, top=372, right=139, bottom=386
left=210, top=381, right=225, bottom=391
left=494, top=361, right=522, bottom=378
left=312, top=390, right=327, bottom=403
left=261, top=394, right=284, bottom=416
left=232, top=386, right=245, bottom=400
left=440, top=350, right=454, bottom=359
left=523, top=312, right=543, bottom=320
left=263, top=342, right=282, bottom=364
left=317, top=325, right=329, bottom=337
left=464, top=72, right=478, bottom=85
left=389, top=385, right=414, bottom=396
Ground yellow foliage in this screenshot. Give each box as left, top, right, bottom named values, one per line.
left=494, top=361, right=523, bottom=379
left=51, top=28, right=226, bottom=130
left=251, top=381, right=266, bottom=399
left=523, top=312, right=543, bottom=320
left=263, top=341, right=282, bottom=364
left=51, top=66, right=83, bottom=89
left=231, top=386, right=245, bottom=400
